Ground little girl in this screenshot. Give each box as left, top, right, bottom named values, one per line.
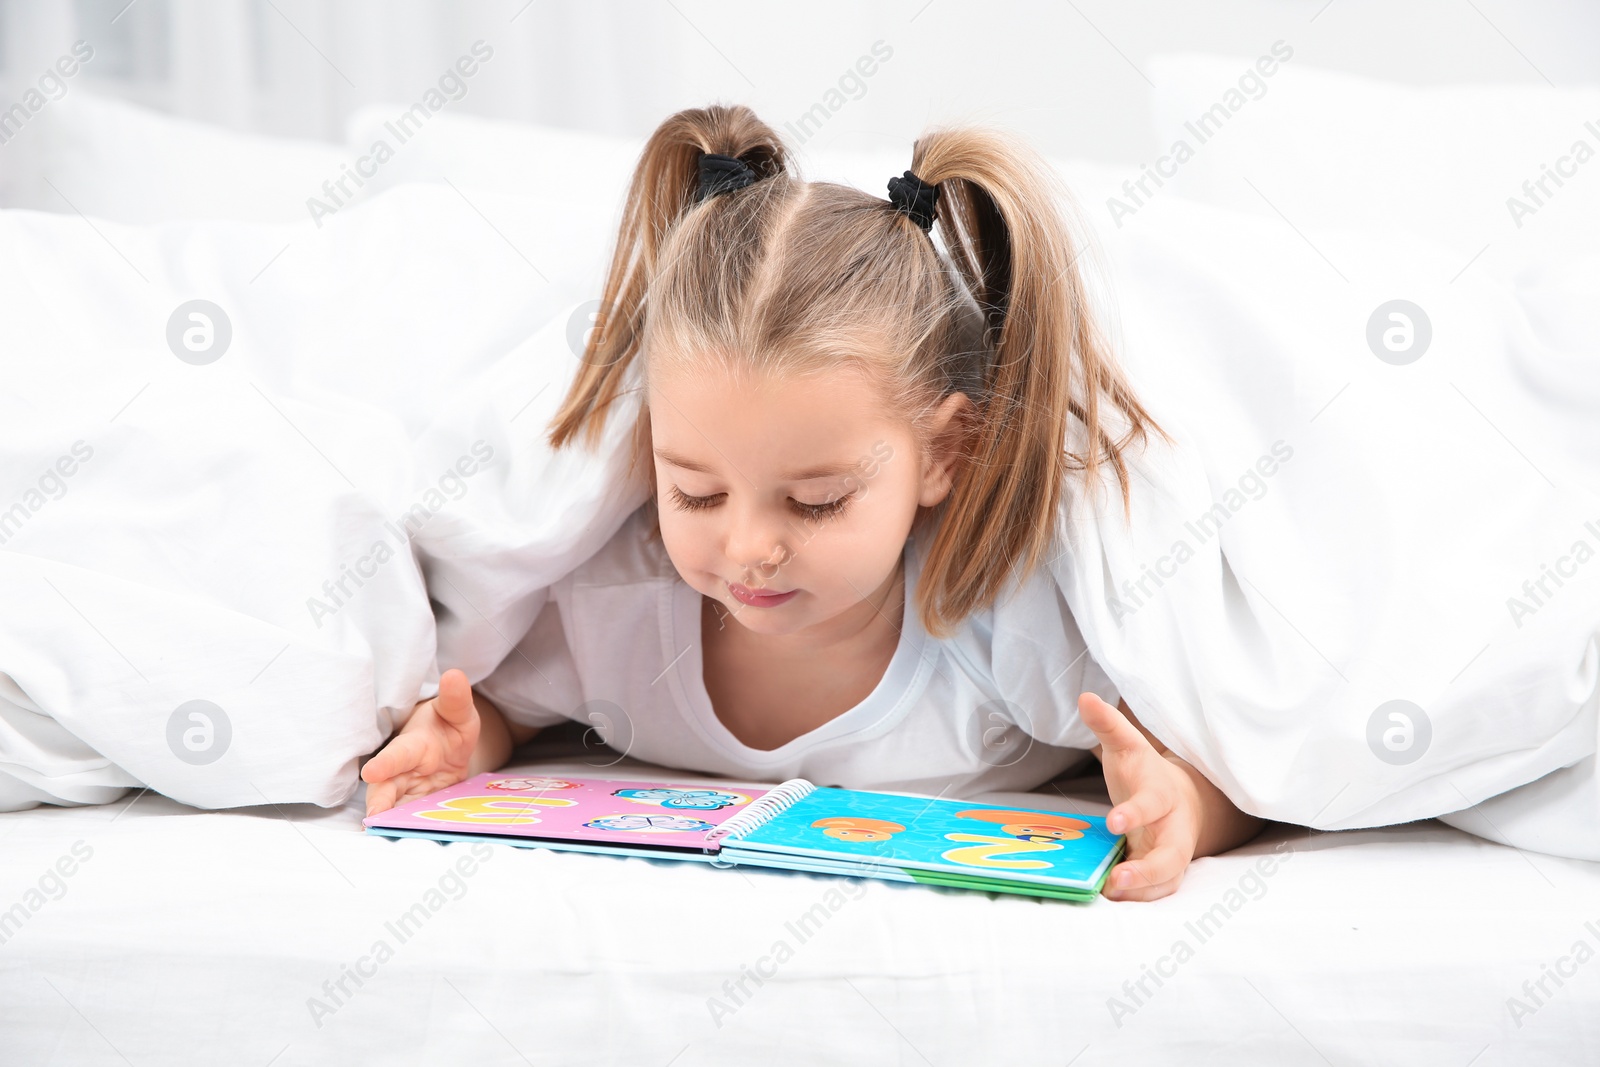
left=362, top=105, right=1265, bottom=901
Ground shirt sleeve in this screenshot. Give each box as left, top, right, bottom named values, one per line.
left=988, top=563, right=1121, bottom=752
left=473, top=583, right=583, bottom=730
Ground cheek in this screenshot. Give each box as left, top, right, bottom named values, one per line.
left=849, top=454, right=924, bottom=527
left=799, top=507, right=910, bottom=583
left=656, top=506, right=709, bottom=569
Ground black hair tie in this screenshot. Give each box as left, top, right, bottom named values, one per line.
left=697, top=152, right=758, bottom=201
left=887, top=170, right=938, bottom=232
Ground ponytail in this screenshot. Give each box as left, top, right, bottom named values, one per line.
left=908, top=128, right=1169, bottom=636
left=546, top=105, right=790, bottom=452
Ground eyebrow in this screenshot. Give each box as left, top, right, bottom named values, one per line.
left=653, top=447, right=858, bottom=482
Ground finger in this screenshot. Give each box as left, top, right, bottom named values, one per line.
left=1078, top=692, right=1151, bottom=759
left=1106, top=789, right=1177, bottom=836
left=1103, top=849, right=1188, bottom=901
left=361, top=732, right=429, bottom=784
left=364, top=778, right=399, bottom=818
left=433, top=668, right=476, bottom=728
left=1103, top=870, right=1186, bottom=902
left=1106, top=844, right=1189, bottom=894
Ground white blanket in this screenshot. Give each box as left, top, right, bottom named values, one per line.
left=2, top=178, right=1597, bottom=866
left=1054, top=195, right=1600, bottom=859
left=0, top=186, right=644, bottom=810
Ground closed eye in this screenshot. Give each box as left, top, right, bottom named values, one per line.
left=667, top=484, right=854, bottom=520
left=791, top=496, right=851, bottom=521
left=667, top=485, right=723, bottom=511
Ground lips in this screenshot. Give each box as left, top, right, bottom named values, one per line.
left=727, top=581, right=799, bottom=608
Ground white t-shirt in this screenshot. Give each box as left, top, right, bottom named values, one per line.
left=478, top=505, right=1121, bottom=797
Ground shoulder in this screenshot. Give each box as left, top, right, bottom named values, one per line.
left=903, top=536, right=1072, bottom=712
left=919, top=534, right=1082, bottom=662
left=909, top=535, right=1109, bottom=750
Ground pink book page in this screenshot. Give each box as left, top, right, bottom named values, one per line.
left=362, top=772, right=772, bottom=850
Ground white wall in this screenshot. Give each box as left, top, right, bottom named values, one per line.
left=0, top=0, right=1595, bottom=165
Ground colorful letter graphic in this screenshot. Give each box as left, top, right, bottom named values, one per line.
left=417, top=795, right=577, bottom=825
left=940, top=833, right=1064, bottom=870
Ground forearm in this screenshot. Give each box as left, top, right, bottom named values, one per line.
left=1166, top=751, right=1264, bottom=858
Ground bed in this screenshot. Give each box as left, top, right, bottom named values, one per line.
left=3, top=62, right=1599, bottom=1064
left=5, top=723, right=1599, bottom=1064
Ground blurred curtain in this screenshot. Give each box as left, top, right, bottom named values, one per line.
left=0, top=0, right=1593, bottom=158
left=0, top=0, right=683, bottom=142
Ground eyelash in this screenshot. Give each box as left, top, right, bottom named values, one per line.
left=667, top=484, right=853, bottom=521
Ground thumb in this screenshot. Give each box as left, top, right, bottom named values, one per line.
left=1079, top=692, right=1149, bottom=759
left=361, top=732, right=428, bottom=785
left=434, top=668, right=476, bottom=728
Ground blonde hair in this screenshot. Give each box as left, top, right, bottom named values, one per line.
left=548, top=104, right=1167, bottom=639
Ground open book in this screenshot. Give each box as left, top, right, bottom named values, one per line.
left=363, top=773, right=1126, bottom=902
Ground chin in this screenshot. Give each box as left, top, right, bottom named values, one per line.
left=723, top=601, right=812, bottom=636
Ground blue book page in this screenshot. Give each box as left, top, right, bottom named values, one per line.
left=723, top=787, right=1123, bottom=889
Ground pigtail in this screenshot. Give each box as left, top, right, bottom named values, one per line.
left=546, top=105, right=789, bottom=452
left=909, top=128, right=1170, bottom=637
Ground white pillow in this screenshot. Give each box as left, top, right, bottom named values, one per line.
left=343, top=104, right=1129, bottom=198
left=344, top=105, right=637, bottom=205
left=4, top=90, right=347, bottom=224
left=344, top=106, right=645, bottom=302
left=1142, top=54, right=1600, bottom=283
left=341, top=105, right=1130, bottom=299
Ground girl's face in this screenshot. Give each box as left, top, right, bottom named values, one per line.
left=647, top=361, right=966, bottom=639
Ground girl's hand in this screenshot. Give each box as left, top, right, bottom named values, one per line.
left=1078, top=691, right=1205, bottom=902
left=361, top=668, right=480, bottom=817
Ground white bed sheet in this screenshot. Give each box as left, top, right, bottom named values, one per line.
left=2, top=731, right=1596, bottom=1066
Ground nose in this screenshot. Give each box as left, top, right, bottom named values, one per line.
left=723, top=503, right=792, bottom=585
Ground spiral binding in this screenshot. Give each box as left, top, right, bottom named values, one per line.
left=705, top=778, right=817, bottom=845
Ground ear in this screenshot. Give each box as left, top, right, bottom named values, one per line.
left=918, top=391, right=973, bottom=507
